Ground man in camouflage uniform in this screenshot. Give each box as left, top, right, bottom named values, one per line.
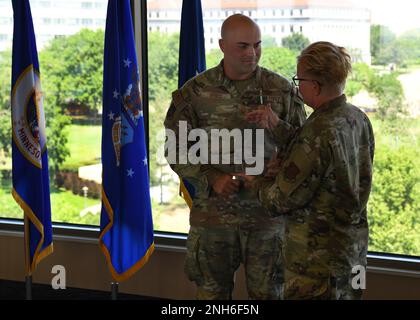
left=164, top=14, right=305, bottom=299
left=246, top=41, right=375, bottom=299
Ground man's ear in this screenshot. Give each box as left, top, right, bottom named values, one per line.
left=219, top=39, right=225, bottom=52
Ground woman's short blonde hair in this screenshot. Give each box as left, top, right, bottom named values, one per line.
left=297, top=41, right=352, bottom=92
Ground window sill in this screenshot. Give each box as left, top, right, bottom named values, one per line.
left=0, top=219, right=419, bottom=276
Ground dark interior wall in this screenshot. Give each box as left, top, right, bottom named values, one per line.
left=1, top=233, right=419, bottom=300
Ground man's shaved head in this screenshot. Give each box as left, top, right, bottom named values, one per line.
left=219, top=14, right=262, bottom=80
left=221, top=14, right=260, bottom=40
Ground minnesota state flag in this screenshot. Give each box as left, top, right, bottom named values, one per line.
left=178, top=0, right=206, bottom=208
left=11, top=0, right=53, bottom=275
left=100, top=0, right=154, bottom=282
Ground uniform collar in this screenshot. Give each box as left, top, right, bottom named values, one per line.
left=312, top=94, right=347, bottom=116
left=215, top=60, right=262, bottom=97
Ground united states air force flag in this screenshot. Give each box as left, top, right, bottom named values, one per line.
left=11, top=0, right=53, bottom=275
left=100, top=0, right=154, bottom=282
left=178, top=0, right=206, bottom=208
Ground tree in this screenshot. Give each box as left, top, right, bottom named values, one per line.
left=281, top=33, right=310, bottom=52
left=369, top=143, right=420, bottom=255
left=206, top=49, right=222, bottom=69
left=370, top=26, right=420, bottom=67
left=147, top=32, right=181, bottom=185
left=370, top=25, right=396, bottom=64
left=148, top=32, right=179, bottom=102
left=345, top=63, right=375, bottom=98
left=0, top=46, right=72, bottom=179
left=39, top=29, right=105, bottom=115
left=262, top=35, right=277, bottom=48
left=259, top=47, right=297, bottom=78
left=0, top=51, right=12, bottom=157
left=369, top=73, right=405, bottom=124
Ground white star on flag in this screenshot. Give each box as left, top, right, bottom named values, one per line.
left=127, top=168, right=134, bottom=177
left=113, top=90, right=119, bottom=99
left=108, top=111, right=115, bottom=120
left=123, top=58, right=132, bottom=68
left=143, top=157, right=148, bottom=166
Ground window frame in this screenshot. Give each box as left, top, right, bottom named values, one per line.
left=0, top=0, right=419, bottom=269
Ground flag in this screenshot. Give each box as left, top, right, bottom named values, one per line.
left=100, top=0, right=154, bottom=282
left=11, top=0, right=53, bottom=275
left=178, top=0, right=206, bottom=208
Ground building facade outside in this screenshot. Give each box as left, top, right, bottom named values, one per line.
left=1, top=0, right=371, bottom=63
left=147, top=0, right=371, bottom=63
left=0, top=0, right=107, bottom=51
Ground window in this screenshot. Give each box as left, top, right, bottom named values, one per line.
left=0, top=0, right=418, bottom=259
left=144, top=0, right=420, bottom=258
left=0, top=0, right=107, bottom=226
left=81, top=2, right=93, bottom=9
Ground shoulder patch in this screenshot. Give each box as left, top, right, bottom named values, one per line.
left=284, top=162, right=301, bottom=181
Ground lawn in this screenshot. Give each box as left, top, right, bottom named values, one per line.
left=0, top=186, right=100, bottom=226
left=62, top=124, right=102, bottom=170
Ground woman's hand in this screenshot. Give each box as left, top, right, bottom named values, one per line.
left=245, top=103, right=279, bottom=130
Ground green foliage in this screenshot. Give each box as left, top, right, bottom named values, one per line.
left=148, top=32, right=179, bottom=101
left=371, top=25, right=420, bottom=67
left=147, top=32, right=181, bottom=185
left=0, top=46, right=72, bottom=174
left=206, top=49, right=222, bottom=69
left=345, top=63, right=375, bottom=97
left=0, top=50, right=11, bottom=110
left=38, top=29, right=104, bottom=174
left=259, top=47, right=297, bottom=78
left=370, top=25, right=396, bottom=64
left=0, top=51, right=12, bottom=157
left=368, top=141, right=420, bottom=255
left=50, top=187, right=100, bottom=225
left=281, top=33, right=310, bottom=52
left=346, top=63, right=406, bottom=136
left=262, top=35, right=277, bottom=48
left=39, top=29, right=105, bottom=114
left=0, top=181, right=100, bottom=226
left=62, top=124, right=101, bottom=170
left=46, top=108, right=71, bottom=176
left=369, top=73, right=405, bottom=126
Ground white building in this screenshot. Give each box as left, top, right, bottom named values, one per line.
left=0, top=0, right=107, bottom=51
left=148, top=0, right=372, bottom=63
left=1, top=0, right=371, bottom=63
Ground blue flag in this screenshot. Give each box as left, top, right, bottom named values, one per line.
left=11, top=0, right=53, bottom=275
left=178, top=0, right=206, bottom=208
left=100, top=0, right=154, bottom=282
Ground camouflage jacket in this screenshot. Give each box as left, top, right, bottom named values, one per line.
left=256, top=94, right=375, bottom=278
left=164, top=61, right=306, bottom=228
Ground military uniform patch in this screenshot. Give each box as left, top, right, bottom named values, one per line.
left=284, top=162, right=301, bottom=181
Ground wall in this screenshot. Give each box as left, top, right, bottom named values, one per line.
left=1, top=232, right=420, bottom=300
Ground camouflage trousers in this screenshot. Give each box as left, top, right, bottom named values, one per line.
left=284, top=269, right=364, bottom=300
left=184, top=225, right=284, bottom=300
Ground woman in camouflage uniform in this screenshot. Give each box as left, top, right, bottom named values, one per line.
left=245, top=41, right=375, bottom=299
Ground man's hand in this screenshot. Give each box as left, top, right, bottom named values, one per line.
left=211, top=174, right=240, bottom=196
left=245, top=103, right=279, bottom=130
left=235, top=173, right=274, bottom=196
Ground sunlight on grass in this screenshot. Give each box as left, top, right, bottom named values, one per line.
left=62, top=124, right=102, bottom=170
